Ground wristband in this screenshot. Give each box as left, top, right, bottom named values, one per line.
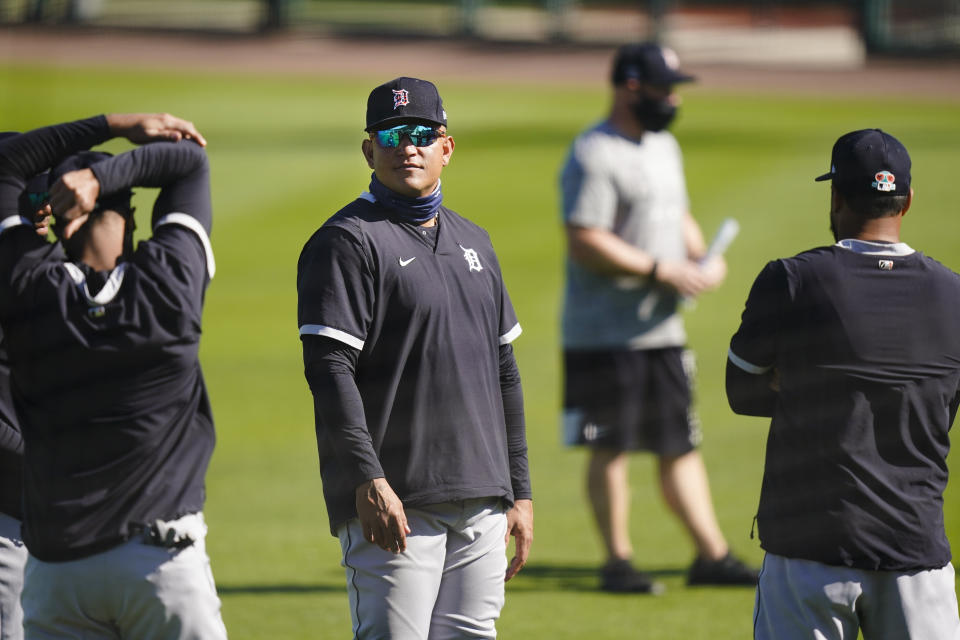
left=649, top=260, right=658, bottom=282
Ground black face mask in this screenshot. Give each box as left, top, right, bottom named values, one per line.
left=631, top=96, right=677, bottom=132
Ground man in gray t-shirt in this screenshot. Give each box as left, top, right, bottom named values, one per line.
left=560, top=43, right=757, bottom=593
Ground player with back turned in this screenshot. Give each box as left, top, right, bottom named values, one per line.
left=727, top=129, right=960, bottom=639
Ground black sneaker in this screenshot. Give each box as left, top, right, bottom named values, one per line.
left=600, top=559, right=665, bottom=594
left=687, top=552, right=759, bottom=586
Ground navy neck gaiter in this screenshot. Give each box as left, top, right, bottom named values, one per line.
left=368, top=173, right=443, bottom=224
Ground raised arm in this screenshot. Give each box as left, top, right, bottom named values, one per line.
left=44, top=139, right=213, bottom=285
left=0, top=113, right=204, bottom=190
left=86, top=139, right=212, bottom=232
left=2, top=113, right=206, bottom=236
left=0, top=116, right=110, bottom=220
left=104, top=113, right=206, bottom=148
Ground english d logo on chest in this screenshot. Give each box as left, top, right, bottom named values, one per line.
left=458, top=244, right=483, bottom=272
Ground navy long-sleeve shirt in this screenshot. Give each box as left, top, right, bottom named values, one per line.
left=0, top=120, right=216, bottom=561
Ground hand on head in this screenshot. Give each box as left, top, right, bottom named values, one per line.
left=106, top=113, right=207, bottom=147
left=48, top=168, right=100, bottom=240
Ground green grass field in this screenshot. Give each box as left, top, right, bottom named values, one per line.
left=1, top=61, right=958, bottom=639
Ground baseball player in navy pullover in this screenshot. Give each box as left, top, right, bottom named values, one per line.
left=0, top=114, right=227, bottom=639
left=298, top=77, right=533, bottom=639
left=728, top=129, right=960, bottom=639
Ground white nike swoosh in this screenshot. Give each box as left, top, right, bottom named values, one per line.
left=399, top=257, right=416, bottom=267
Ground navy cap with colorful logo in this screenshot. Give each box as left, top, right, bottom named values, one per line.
left=611, top=43, right=695, bottom=86
left=815, top=129, right=911, bottom=197
left=365, top=77, right=447, bottom=132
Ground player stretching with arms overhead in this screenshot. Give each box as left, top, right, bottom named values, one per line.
left=0, top=114, right=227, bottom=639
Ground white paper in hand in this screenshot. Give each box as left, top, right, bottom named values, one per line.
left=638, top=218, right=740, bottom=320
left=701, top=218, right=740, bottom=264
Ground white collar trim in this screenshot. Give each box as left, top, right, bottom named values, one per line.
left=63, top=262, right=128, bottom=306
left=836, top=239, right=914, bottom=256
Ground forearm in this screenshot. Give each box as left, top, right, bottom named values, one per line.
left=89, top=141, right=211, bottom=232
left=0, top=116, right=110, bottom=182
left=500, top=344, right=531, bottom=500
left=726, top=359, right=776, bottom=417
left=303, top=336, right=383, bottom=488
left=683, top=211, right=707, bottom=260
left=0, top=116, right=110, bottom=220
left=566, top=225, right=655, bottom=278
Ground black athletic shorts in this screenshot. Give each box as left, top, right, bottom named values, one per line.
left=562, top=346, right=702, bottom=455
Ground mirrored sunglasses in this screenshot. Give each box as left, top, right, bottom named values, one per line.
left=27, top=191, right=50, bottom=208
left=373, top=124, right=444, bottom=149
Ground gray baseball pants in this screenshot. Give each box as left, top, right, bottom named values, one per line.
left=755, top=552, right=960, bottom=640
left=0, top=513, right=26, bottom=640
left=21, top=512, right=227, bottom=640
left=338, top=498, right=508, bottom=640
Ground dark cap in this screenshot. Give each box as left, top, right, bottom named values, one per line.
left=815, top=129, right=911, bottom=196
left=365, top=77, right=447, bottom=132
left=611, top=43, right=695, bottom=86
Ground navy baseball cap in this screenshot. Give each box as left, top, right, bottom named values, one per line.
left=365, top=77, right=447, bottom=132
left=815, top=129, right=911, bottom=197
left=611, top=43, right=695, bottom=86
